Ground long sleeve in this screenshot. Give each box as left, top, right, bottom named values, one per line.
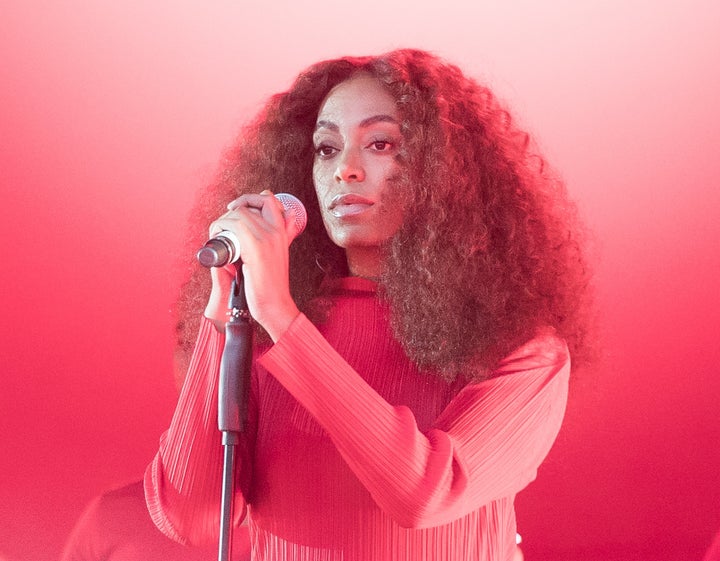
left=62, top=480, right=248, bottom=561
left=144, top=318, right=251, bottom=545
left=258, top=312, right=569, bottom=529
left=145, top=278, right=570, bottom=559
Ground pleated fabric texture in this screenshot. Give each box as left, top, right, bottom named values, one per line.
left=145, top=276, right=570, bottom=561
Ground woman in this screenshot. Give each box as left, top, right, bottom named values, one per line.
left=146, top=48, right=594, bottom=561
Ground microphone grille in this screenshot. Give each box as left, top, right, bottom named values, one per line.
left=275, top=193, right=307, bottom=238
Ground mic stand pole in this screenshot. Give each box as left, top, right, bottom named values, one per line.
left=217, top=268, right=253, bottom=561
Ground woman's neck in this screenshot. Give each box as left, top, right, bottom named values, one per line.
left=345, top=246, right=382, bottom=281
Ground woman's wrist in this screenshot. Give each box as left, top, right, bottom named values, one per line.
left=259, top=300, right=301, bottom=343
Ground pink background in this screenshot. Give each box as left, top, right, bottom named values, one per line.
left=1, top=2, right=719, bottom=560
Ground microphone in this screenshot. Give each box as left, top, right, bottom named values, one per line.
left=196, top=193, right=307, bottom=268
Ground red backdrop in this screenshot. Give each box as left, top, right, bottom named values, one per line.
left=1, top=2, right=719, bottom=560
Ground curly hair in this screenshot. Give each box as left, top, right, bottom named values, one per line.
left=173, top=48, right=595, bottom=383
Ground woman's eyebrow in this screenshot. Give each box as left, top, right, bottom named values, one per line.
left=315, top=114, right=399, bottom=132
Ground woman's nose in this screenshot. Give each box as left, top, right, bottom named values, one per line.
left=334, top=150, right=365, bottom=183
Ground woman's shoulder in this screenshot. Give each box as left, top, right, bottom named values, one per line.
left=493, top=327, right=570, bottom=377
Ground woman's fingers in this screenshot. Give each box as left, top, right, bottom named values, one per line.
left=203, top=191, right=296, bottom=337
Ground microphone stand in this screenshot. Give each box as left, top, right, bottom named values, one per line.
left=217, top=267, right=253, bottom=561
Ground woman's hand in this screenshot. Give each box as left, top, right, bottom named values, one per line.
left=203, top=191, right=300, bottom=342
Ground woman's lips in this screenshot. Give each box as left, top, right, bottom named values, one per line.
left=328, top=193, right=374, bottom=217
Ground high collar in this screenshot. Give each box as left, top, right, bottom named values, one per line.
left=322, top=276, right=378, bottom=296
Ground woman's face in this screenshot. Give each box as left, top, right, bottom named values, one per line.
left=312, top=74, right=407, bottom=273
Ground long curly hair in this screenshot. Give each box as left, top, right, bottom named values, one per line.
left=173, top=48, right=595, bottom=382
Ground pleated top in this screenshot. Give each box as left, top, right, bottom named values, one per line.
left=145, top=276, right=570, bottom=561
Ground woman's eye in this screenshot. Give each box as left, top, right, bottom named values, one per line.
left=315, top=144, right=337, bottom=158
left=369, top=140, right=393, bottom=151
